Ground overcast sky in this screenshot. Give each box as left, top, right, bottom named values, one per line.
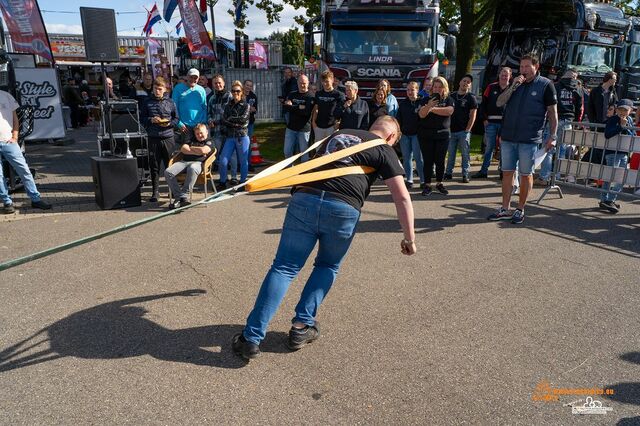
left=35, top=0, right=305, bottom=40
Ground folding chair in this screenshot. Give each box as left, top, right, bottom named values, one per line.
left=167, top=148, right=218, bottom=202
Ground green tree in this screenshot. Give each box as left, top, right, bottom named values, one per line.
left=269, top=28, right=305, bottom=66
left=439, top=0, right=498, bottom=86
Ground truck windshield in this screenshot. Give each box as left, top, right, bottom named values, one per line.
left=327, top=28, right=433, bottom=61
left=571, top=44, right=615, bottom=72
left=628, top=44, right=640, bottom=67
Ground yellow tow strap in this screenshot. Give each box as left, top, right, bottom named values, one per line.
left=245, top=137, right=386, bottom=192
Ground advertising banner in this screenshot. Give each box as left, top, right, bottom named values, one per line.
left=0, top=0, right=54, bottom=62
left=15, top=68, right=66, bottom=140
left=177, top=0, right=215, bottom=60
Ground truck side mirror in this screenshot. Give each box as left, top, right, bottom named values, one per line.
left=447, top=24, right=460, bottom=35
left=445, top=35, right=457, bottom=61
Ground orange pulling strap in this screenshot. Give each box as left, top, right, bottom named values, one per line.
left=245, top=138, right=386, bottom=192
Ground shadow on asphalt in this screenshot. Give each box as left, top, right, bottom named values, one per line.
left=604, top=351, right=640, bottom=410
left=0, top=290, right=288, bottom=372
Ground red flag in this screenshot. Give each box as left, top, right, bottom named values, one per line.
left=177, top=0, right=215, bottom=60
left=0, top=0, right=54, bottom=62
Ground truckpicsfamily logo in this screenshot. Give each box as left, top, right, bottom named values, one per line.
left=17, top=81, right=56, bottom=120
left=356, top=68, right=401, bottom=78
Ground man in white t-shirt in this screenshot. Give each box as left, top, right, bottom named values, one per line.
left=0, top=90, right=51, bottom=214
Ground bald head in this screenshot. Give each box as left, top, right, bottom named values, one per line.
left=298, top=74, right=309, bottom=93
left=369, top=116, right=401, bottom=145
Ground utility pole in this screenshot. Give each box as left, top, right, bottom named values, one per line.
left=208, top=0, right=219, bottom=72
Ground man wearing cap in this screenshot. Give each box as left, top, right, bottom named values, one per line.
left=599, top=99, right=634, bottom=213
left=172, top=68, right=207, bottom=144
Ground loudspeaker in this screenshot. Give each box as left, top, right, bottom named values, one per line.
left=80, top=8, right=120, bottom=63
left=91, top=157, right=141, bottom=209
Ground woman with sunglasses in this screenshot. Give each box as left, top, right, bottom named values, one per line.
left=218, top=80, right=251, bottom=189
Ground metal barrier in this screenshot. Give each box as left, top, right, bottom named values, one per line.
left=219, top=68, right=285, bottom=123
left=537, top=122, right=640, bottom=203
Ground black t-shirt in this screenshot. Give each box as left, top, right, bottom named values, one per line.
left=182, top=137, right=213, bottom=162
left=285, top=90, right=315, bottom=132
left=450, top=92, right=478, bottom=133
left=298, top=129, right=405, bottom=210
left=417, top=95, right=455, bottom=135
left=246, top=92, right=258, bottom=124
left=314, top=89, right=345, bottom=128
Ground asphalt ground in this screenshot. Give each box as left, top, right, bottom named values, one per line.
left=1, top=131, right=639, bottom=424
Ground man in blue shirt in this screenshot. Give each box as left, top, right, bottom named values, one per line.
left=172, top=68, right=207, bottom=144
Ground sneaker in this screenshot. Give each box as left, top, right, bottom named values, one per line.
left=229, top=178, right=239, bottom=186
left=215, top=181, right=227, bottom=192
left=462, top=175, right=470, bottom=184
left=149, top=191, right=159, bottom=203
left=435, top=183, right=449, bottom=195
left=534, top=178, right=548, bottom=187
left=232, top=333, right=261, bottom=360
left=405, top=181, right=414, bottom=190
left=168, top=200, right=179, bottom=210
left=420, top=183, right=426, bottom=190
left=472, top=171, right=488, bottom=179
left=487, top=207, right=512, bottom=221
left=421, top=185, right=432, bottom=196
left=179, top=198, right=191, bottom=208
left=512, top=186, right=520, bottom=195
left=2, top=203, right=15, bottom=214
left=598, top=201, right=619, bottom=214
left=31, top=200, right=52, bottom=210
left=511, top=209, right=525, bottom=224
left=287, top=323, right=320, bottom=351
left=443, top=173, right=453, bottom=181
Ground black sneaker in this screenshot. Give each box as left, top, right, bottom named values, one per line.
left=179, top=198, right=191, bottom=208
left=287, top=323, right=320, bottom=351
left=149, top=192, right=159, bottom=203
left=215, top=181, right=227, bottom=192
left=232, top=333, right=261, bottom=360
left=462, top=175, right=470, bottom=184
left=598, top=201, right=619, bottom=214
left=31, top=200, right=52, bottom=210
left=511, top=208, right=525, bottom=224
left=2, top=203, right=15, bottom=214
left=443, top=173, right=453, bottom=181
left=168, top=200, right=179, bottom=210
left=405, top=181, right=414, bottom=190
left=435, top=183, right=449, bottom=195
left=421, top=185, right=432, bottom=196
left=487, top=207, right=512, bottom=221
left=472, top=171, right=488, bottom=179
left=229, top=178, right=239, bottom=186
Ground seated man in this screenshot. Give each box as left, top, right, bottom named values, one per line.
left=0, top=89, right=51, bottom=214
left=163, top=123, right=212, bottom=209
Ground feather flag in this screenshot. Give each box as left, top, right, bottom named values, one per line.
left=143, top=4, right=162, bottom=36
left=163, top=0, right=178, bottom=22
left=176, top=20, right=183, bottom=35
left=199, top=0, right=208, bottom=23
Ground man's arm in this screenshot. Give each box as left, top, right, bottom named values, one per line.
left=466, top=108, right=477, bottom=132
left=10, top=110, right=19, bottom=142
left=385, top=175, right=416, bottom=256
left=497, top=76, right=525, bottom=108
left=545, top=104, right=558, bottom=150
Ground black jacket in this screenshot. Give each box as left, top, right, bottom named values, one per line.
left=586, top=84, right=618, bottom=124
left=337, top=97, right=369, bottom=131
left=281, top=77, right=298, bottom=100
left=140, top=95, right=179, bottom=138
left=223, top=100, right=250, bottom=137
left=555, top=78, right=583, bottom=122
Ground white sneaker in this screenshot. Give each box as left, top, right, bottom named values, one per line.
left=512, top=186, right=520, bottom=195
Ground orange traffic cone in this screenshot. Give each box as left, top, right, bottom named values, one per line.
left=250, top=136, right=263, bottom=165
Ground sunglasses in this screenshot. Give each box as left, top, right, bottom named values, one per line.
left=231, top=89, right=242, bottom=93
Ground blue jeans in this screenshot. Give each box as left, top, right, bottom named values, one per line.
left=600, top=153, right=629, bottom=203
left=214, top=136, right=237, bottom=180
left=480, top=123, right=501, bottom=174
left=219, top=136, right=250, bottom=183
left=500, top=141, right=537, bottom=176
left=446, top=131, right=471, bottom=176
left=284, top=128, right=311, bottom=162
left=540, top=119, right=571, bottom=180
left=399, top=134, right=424, bottom=184
left=243, top=191, right=360, bottom=345
left=0, top=141, right=41, bottom=205
left=247, top=122, right=255, bottom=138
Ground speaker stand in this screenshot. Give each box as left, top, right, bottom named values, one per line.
left=101, top=62, right=115, bottom=155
